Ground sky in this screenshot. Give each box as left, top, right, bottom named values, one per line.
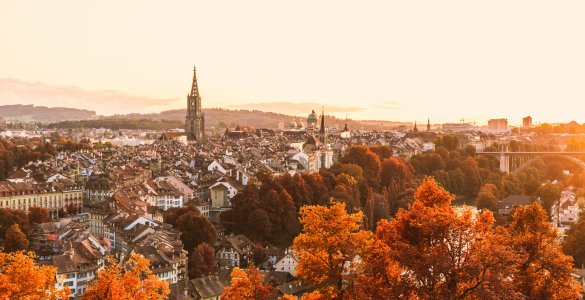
left=1, top=1, right=584, bottom=125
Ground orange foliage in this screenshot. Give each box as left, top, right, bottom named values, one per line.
left=222, top=266, right=275, bottom=300
left=369, top=178, right=522, bottom=299
left=0, top=251, right=70, bottom=299
left=82, top=254, right=169, bottom=300
left=292, top=202, right=374, bottom=297
left=278, top=291, right=328, bottom=300
left=506, top=203, right=582, bottom=299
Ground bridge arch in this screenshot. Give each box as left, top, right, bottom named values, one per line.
left=514, top=154, right=585, bottom=174
left=476, top=152, right=585, bottom=173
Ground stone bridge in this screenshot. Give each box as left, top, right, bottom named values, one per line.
left=476, top=151, right=585, bottom=173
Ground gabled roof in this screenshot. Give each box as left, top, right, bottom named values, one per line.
left=191, top=275, right=227, bottom=299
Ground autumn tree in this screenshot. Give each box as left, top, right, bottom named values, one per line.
left=369, top=145, right=394, bottom=161
left=301, top=173, right=330, bottom=206
left=380, top=156, right=415, bottom=190
left=259, top=189, right=300, bottom=247
left=0, top=251, right=70, bottom=299
left=251, top=243, right=268, bottom=266
left=163, top=206, right=201, bottom=227
left=222, top=266, right=275, bottom=300
left=475, top=183, right=500, bottom=212
left=564, top=211, right=585, bottom=267
left=279, top=292, right=327, bottom=300
left=28, top=206, right=50, bottom=224
left=435, top=135, right=459, bottom=151
left=536, top=183, right=561, bottom=214
left=330, top=173, right=361, bottom=211
left=189, top=242, right=216, bottom=279
left=4, top=223, right=29, bottom=252
left=0, top=208, right=30, bottom=242
left=366, top=179, right=522, bottom=299
left=83, top=254, right=170, bottom=300
left=506, top=203, right=581, bottom=298
left=246, top=208, right=272, bottom=241
left=340, top=145, right=381, bottom=187
left=292, top=202, right=374, bottom=298
left=329, top=162, right=363, bottom=183
left=279, top=172, right=312, bottom=209
left=221, top=185, right=261, bottom=235
left=461, top=156, right=482, bottom=196
left=176, top=211, right=217, bottom=253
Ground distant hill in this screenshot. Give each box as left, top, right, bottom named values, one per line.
left=9, top=105, right=410, bottom=131
left=114, top=108, right=412, bottom=130
left=0, top=104, right=96, bottom=122
left=115, top=108, right=361, bottom=130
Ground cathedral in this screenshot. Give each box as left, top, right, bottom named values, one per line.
left=185, top=66, right=205, bottom=141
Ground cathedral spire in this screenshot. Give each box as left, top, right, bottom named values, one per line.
left=186, top=65, right=204, bottom=141
left=190, top=66, right=200, bottom=98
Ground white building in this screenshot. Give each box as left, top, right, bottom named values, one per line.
left=274, top=249, right=299, bottom=276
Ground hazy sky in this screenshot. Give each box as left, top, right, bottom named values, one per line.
left=1, top=1, right=584, bottom=125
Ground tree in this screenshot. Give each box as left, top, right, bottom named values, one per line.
left=176, top=211, right=217, bottom=253
left=189, top=243, right=216, bottom=279
left=251, top=243, right=268, bottom=266
left=83, top=254, right=170, bottom=300
left=259, top=189, right=300, bottom=247
left=564, top=211, right=585, bottom=267
left=329, top=163, right=363, bottom=183
left=222, top=266, right=275, bottom=300
left=506, top=203, right=581, bottom=299
left=536, top=183, right=561, bottom=215
left=330, top=174, right=361, bottom=211
left=292, top=202, right=374, bottom=297
left=4, top=224, right=29, bottom=252
left=0, top=251, right=70, bottom=299
left=380, top=157, right=415, bottom=190
left=368, top=179, right=522, bottom=299
left=28, top=206, right=50, bottom=224
left=278, top=292, right=327, bottom=300
left=0, top=208, right=30, bottom=242
left=246, top=208, right=272, bottom=241
left=369, top=145, right=394, bottom=161
left=221, top=185, right=261, bottom=234
left=475, top=183, right=499, bottom=211
left=340, top=145, right=382, bottom=187
left=461, top=156, right=482, bottom=196
left=435, top=135, right=459, bottom=151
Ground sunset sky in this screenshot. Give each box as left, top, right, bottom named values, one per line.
left=1, top=1, right=584, bottom=125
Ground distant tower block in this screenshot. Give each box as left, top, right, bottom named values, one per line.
left=185, top=66, right=205, bottom=141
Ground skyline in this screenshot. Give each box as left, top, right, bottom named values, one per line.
left=1, top=1, right=585, bottom=125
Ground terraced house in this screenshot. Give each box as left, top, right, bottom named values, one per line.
left=0, top=179, right=83, bottom=219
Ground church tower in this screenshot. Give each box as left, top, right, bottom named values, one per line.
left=186, top=66, right=205, bottom=141
left=319, top=107, right=327, bottom=144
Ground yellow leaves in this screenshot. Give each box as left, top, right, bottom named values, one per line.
left=0, top=251, right=70, bottom=300
left=292, top=202, right=374, bottom=297
left=222, top=266, right=275, bottom=300
left=413, top=177, right=454, bottom=208
left=83, top=254, right=169, bottom=300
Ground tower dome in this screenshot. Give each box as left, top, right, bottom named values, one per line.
left=307, top=110, right=318, bottom=125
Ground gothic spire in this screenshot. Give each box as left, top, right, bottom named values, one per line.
left=190, top=65, right=200, bottom=98
left=320, top=107, right=325, bottom=133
